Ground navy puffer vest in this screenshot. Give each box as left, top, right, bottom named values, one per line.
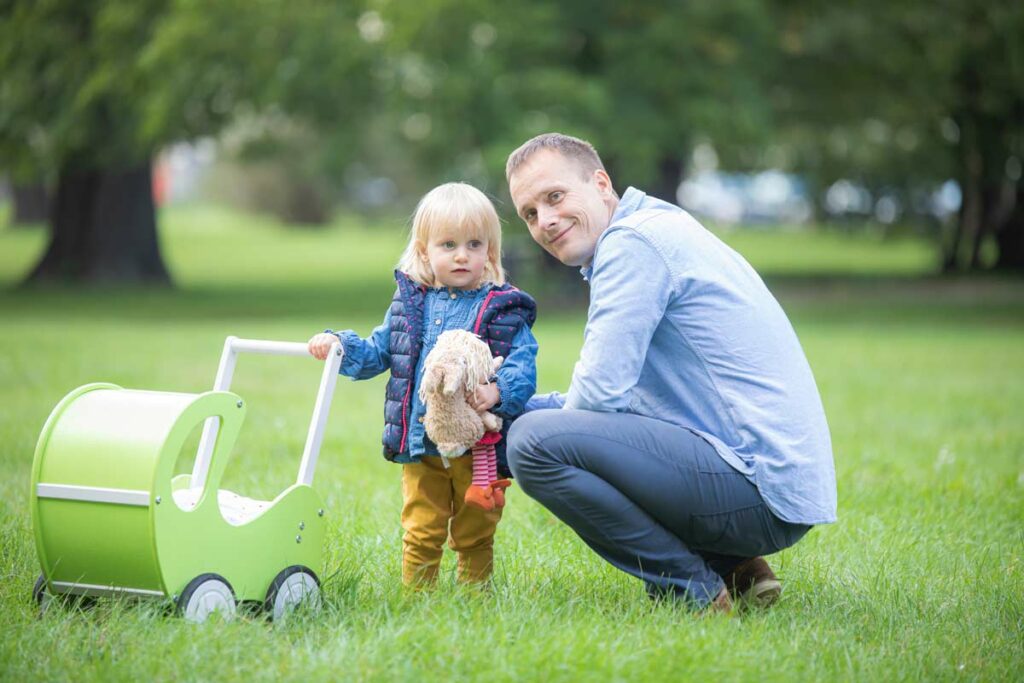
left=382, top=271, right=536, bottom=477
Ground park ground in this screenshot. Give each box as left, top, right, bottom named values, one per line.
left=0, top=206, right=1021, bottom=681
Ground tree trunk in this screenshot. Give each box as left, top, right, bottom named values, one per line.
left=994, top=183, right=1024, bottom=271
left=648, top=156, right=683, bottom=205
left=11, top=181, right=50, bottom=225
left=25, top=161, right=171, bottom=285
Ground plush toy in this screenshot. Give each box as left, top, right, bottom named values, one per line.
left=419, top=329, right=511, bottom=511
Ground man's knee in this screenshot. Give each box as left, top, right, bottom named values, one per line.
left=507, top=409, right=563, bottom=483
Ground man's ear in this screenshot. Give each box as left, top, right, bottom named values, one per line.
left=593, top=169, right=614, bottom=198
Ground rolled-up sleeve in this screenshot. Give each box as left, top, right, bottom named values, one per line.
left=333, top=309, right=393, bottom=380
left=491, top=324, right=538, bottom=419
left=565, top=229, right=674, bottom=412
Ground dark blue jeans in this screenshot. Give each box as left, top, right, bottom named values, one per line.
left=507, top=409, right=810, bottom=607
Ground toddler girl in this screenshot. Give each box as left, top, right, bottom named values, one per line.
left=308, top=182, right=537, bottom=586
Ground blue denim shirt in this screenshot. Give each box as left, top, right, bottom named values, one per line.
left=528, top=187, right=837, bottom=525
left=334, top=284, right=539, bottom=463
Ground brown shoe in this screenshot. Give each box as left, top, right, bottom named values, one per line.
left=698, top=586, right=734, bottom=616
left=723, top=557, right=782, bottom=607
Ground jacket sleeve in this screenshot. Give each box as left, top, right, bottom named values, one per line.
left=565, top=229, right=673, bottom=412
left=491, top=323, right=538, bottom=419
left=331, top=308, right=393, bottom=380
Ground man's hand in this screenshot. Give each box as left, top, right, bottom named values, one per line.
left=308, top=333, right=343, bottom=361
left=469, top=380, right=500, bottom=413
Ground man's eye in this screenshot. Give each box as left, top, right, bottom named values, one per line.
left=550, top=191, right=564, bottom=203
left=525, top=209, right=536, bottom=221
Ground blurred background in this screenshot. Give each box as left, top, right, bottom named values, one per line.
left=1, top=0, right=1022, bottom=292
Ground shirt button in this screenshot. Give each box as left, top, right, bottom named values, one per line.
left=418, top=416, right=424, bottom=423
left=434, top=319, right=441, bottom=325
left=450, top=293, right=457, bottom=299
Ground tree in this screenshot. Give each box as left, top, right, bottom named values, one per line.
left=0, top=0, right=373, bottom=284
left=771, top=0, right=1024, bottom=271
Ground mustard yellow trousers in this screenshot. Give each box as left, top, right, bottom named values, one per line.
left=401, top=455, right=502, bottom=585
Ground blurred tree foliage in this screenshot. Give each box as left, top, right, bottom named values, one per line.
left=1, top=0, right=1021, bottom=282
left=771, top=0, right=1023, bottom=270
left=0, top=0, right=372, bottom=283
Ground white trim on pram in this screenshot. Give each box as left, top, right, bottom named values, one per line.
left=36, top=483, right=150, bottom=507
left=190, top=336, right=343, bottom=491
left=50, top=580, right=164, bottom=598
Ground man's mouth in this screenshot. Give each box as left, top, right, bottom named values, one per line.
left=547, top=224, right=572, bottom=245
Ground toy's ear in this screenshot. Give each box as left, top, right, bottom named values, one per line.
left=443, top=363, right=463, bottom=396
left=421, top=364, right=444, bottom=397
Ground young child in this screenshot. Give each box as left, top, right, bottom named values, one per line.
left=308, top=182, right=538, bottom=587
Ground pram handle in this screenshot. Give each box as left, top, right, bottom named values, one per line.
left=190, top=336, right=343, bottom=491
left=228, top=338, right=314, bottom=357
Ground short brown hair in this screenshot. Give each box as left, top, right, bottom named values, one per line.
left=505, top=132, right=607, bottom=181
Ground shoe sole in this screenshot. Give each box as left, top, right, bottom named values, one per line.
left=742, top=579, right=782, bottom=608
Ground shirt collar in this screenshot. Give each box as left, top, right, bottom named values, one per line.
left=428, top=283, right=490, bottom=296
left=580, top=186, right=646, bottom=281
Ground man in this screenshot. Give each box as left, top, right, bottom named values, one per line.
left=505, top=133, right=836, bottom=612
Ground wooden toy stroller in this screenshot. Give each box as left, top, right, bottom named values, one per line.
left=29, top=336, right=342, bottom=622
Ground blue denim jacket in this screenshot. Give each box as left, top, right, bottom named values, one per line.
left=334, top=284, right=538, bottom=463
left=528, top=187, right=837, bottom=525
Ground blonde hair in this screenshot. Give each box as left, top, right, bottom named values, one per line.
left=398, top=182, right=506, bottom=287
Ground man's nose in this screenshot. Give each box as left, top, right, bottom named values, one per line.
left=537, top=205, right=558, bottom=230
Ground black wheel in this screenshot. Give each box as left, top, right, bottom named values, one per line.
left=32, top=574, right=98, bottom=614
left=176, top=573, right=237, bottom=623
left=32, top=574, right=51, bottom=614
left=264, top=566, right=321, bottom=622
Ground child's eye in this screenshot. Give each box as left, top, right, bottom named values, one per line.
left=468, top=240, right=484, bottom=249
left=444, top=240, right=456, bottom=249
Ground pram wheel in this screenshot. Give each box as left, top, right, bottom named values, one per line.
left=264, top=565, right=321, bottom=622
left=32, top=574, right=95, bottom=615
left=32, top=575, right=52, bottom=615
left=177, top=573, right=237, bottom=623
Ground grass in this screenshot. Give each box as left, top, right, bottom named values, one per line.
left=1, top=205, right=1022, bottom=681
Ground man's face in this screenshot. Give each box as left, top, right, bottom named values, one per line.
left=509, top=150, right=617, bottom=267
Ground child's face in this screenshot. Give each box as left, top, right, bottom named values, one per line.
left=421, top=231, right=490, bottom=289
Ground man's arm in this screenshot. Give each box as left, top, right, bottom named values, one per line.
left=565, top=229, right=674, bottom=412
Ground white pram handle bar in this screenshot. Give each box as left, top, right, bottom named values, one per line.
left=227, top=338, right=310, bottom=356
left=190, top=336, right=342, bottom=491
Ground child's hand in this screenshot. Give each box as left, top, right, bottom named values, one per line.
left=469, top=381, right=500, bottom=413
left=308, top=333, right=343, bottom=361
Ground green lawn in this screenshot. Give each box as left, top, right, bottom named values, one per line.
left=1, top=206, right=1021, bottom=680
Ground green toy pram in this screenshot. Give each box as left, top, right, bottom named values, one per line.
left=29, top=336, right=342, bottom=622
